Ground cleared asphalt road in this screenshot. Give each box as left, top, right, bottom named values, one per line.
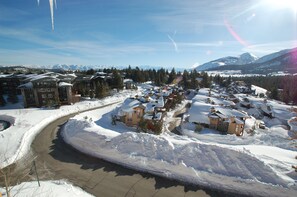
left=30, top=107, right=236, bottom=197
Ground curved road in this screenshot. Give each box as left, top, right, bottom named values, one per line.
left=30, top=106, right=236, bottom=197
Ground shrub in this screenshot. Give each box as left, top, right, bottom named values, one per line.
left=195, top=124, right=203, bottom=132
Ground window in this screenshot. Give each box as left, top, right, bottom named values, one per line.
left=41, top=94, right=46, bottom=98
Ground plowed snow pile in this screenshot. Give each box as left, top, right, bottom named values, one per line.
left=62, top=103, right=297, bottom=197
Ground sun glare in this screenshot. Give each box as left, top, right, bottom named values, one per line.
left=264, top=0, right=297, bottom=12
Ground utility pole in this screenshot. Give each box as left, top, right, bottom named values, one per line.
left=32, top=160, right=40, bottom=187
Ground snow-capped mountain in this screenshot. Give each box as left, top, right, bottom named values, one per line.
left=254, top=49, right=291, bottom=64
left=195, top=47, right=297, bottom=74
left=237, top=52, right=258, bottom=65
left=51, top=64, right=107, bottom=71
left=196, top=52, right=258, bottom=71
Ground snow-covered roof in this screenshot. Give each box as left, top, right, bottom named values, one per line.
left=18, top=82, right=33, bottom=89
left=252, top=85, right=267, bottom=95
left=193, top=94, right=235, bottom=107
left=197, top=88, right=220, bottom=98
left=123, top=79, right=133, bottom=83
left=155, top=97, right=164, bottom=108
left=67, top=73, right=77, bottom=77
left=96, top=71, right=107, bottom=75
left=145, top=103, right=155, bottom=113
left=195, top=77, right=203, bottom=82
left=215, top=107, right=249, bottom=118
left=143, top=114, right=153, bottom=120
left=120, top=98, right=143, bottom=113
left=188, top=102, right=214, bottom=124
left=0, top=74, right=12, bottom=78
left=234, top=118, right=244, bottom=124
left=30, top=75, right=58, bottom=82
left=58, top=82, right=73, bottom=87
left=192, top=94, right=209, bottom=102
left=154, top=112, right=162, bottom=120
left=288, top=117, right=297, bottom=131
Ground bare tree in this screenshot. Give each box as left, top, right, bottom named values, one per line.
left=0, top=152, right=36, bottom=197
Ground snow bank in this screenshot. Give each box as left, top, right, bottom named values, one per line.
left=0, top=180, right=93, bottom=197
left=0, top=90, right=137, bottom=168
left=62, top=104, right=297, bottom=196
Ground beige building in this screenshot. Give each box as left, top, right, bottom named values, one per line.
left=209, top=109, right=248, bottom=136
left=118, top=99, right=145, bottom=126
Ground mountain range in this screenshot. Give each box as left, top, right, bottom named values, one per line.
left=195, top=47, right=297, bottom=74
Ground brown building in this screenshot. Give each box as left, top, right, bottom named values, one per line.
left=19, top=73, right=78, bottom=108
left=0, top=74, right=27, bottom=95
left=209, top=109, right=248, bottom=136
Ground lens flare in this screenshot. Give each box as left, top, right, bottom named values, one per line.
left=224, top=18, right=249, bottom=47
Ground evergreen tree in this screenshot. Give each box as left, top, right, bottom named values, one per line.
left=155, top=72, right=161, bottom=86
left=86, top=69, right=95, bottom=75
left=270, top=87, right=279, bottom=100
left=95, top=81, right=109, bottom=98
left=201, top=72, right=211, bottom=88
left=112, top=70, right=123, bottom=90
left=182, top=70, right=190, bottom=89
left=0, top=85, right=6, bottom=106
left=190, top=70, right=199, bottom=89
left=167, top=68, right=176, bottom=84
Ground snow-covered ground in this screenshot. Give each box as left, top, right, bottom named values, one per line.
left=0, top=180, right=93, bottom=197
left=0, top=90, right=137, bottom=168
left=62, top=90, right=297, bottom=196
left=1, top=84, right=296, bottom=196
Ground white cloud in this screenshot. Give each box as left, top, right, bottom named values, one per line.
left=148, top=0, right=256, bottom=33
left=167, top=34, right=179, bottom=52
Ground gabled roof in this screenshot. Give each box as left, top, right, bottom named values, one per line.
left=18, top=82, right=33, bottom=89
left=215, top=107, right=249, bottom=118
left=188, top=102, right=213, bottom=124
left=58, top=82, right=73, bottom=87
left=120, top=98, right=144, bottom=113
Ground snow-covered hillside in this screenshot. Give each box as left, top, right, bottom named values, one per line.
left=196, top=52, right=257, bottom=71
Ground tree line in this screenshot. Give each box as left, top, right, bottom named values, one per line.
left=227, top=75, right=297, bottom=104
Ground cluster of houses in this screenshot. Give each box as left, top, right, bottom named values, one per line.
left=227, top=81, right=255, bottom=94
left=187, top=79, right=280, bottom=135
left=188, top=92, right=250, bottom=136
left=116, top=85, right=183, bottom=133
left=0, top=72, right=135, bottom=108
left=1, top=70, right=279, bottom=136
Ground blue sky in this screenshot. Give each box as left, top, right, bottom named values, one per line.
left=0, top=0, right=297, bottom=68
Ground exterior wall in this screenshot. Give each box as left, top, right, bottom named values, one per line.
left=0, top=76, right=23, bottom=95
left=228, top=122, right=244, bottom=135
left=22, top=89, right=36, bottom=108
left=21, top=89, right=28, bottom=108
left=217, top=119, right=229, bottom=132
left=228, top=122, right=236, bottom=134
left=209, top=118, right=219, bottom=130
left=36, top=87, right=59, bottom=107
left=58, top=86, right=72, bottom=105
left=124, top=107, right=144, bottom=126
